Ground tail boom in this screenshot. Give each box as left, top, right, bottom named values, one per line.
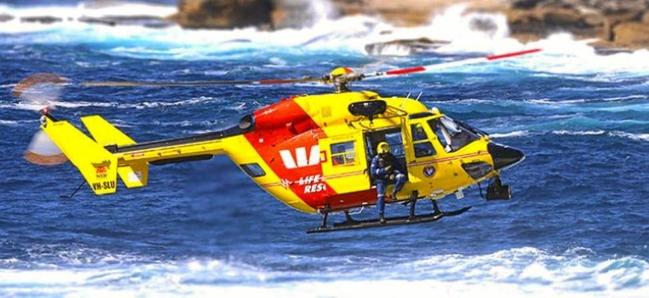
left=40, top=114, right=241, bottom=195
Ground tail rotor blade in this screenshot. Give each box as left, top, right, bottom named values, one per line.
left=24, top=130, right=67, bottom=166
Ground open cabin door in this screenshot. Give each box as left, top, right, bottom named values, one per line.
left=363, top=127, right=409, bottom=185
left=319, top=132, right=370, bottom=196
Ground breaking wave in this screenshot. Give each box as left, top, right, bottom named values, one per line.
left=1, top=2, right=649, bottom=76
left=0, top=246, right=646, bottom=297
left=0, top=96, right=231, bottom=111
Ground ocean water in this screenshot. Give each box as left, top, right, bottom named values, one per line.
left=1, top=2, right=648, bottom=297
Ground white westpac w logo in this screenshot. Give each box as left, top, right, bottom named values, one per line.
left=279, top=145, right=320, bottom=169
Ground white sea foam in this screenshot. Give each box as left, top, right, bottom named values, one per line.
left=1, top=247, right=647, bottom=297
left=490, top=131, right=530, bottom=138
left=0, top=96, right=222, bottom=111
left=0, top=119, right=35, bottom=126
left=2, top=3, right=649, bottom=76
left=0, top=2, right=175, bottom=34
left=552, top=130, right=606, bottom=136
left=609, top=131, right=649, bottom=142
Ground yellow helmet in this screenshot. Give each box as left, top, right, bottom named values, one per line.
left=377, top=142, right=391, bottom=154
left=329, top=66, right=353, bottom=77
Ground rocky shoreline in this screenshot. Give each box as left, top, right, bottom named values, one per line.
left=2, top=0, right=649, bottom=50
left=173, top=0, right=649, bottom=50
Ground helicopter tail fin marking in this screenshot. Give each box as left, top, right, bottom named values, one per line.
left=42, top=116, right=118, bottom=195
left=81, top=115, right=135, bottom=147
left=80, top=115, right=148, bottom=188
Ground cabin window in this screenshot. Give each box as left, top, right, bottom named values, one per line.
left=410, top=124, right=436, bottom=158
left=384, top=131, right=406, bottom=157
left=331, top=141, right=356, bottom=166
left=240, top=163, right=266, bottom=177
left=428, top=116, right=479, bottom=152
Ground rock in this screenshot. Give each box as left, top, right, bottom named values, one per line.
left=587, top=0, right=647, bottom=14
left=507, top=7, right=605, bottom=40
left=364, top=38, right=450, bottom=56
left=330, top=0, right=507, bottom=27
left=507, top=1, right=649, bottom=49
left=643, top=11, right=649, bottom=24
left=174, top=0, right=274, bottom=29
left=78, top=16, right=175, bottom=28
left=175, top=0, right=507, bottom=30
left=470, top=15, right=500, bottom=35
left=20, top=16, right=63, bottom=24
left=511, top=0, right=542, bottom=9
left=613, top=22, right=649, bottom=48
left=0, top=14, right=13, bottom=22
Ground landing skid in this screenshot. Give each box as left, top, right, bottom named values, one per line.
left=307, top=202, right=471, bottom=234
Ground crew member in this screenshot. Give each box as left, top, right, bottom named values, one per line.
left=370, top=142, right=406, bottom=223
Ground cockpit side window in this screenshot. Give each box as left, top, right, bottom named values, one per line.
left=428, top=116, right=479, bottom=152
left=410, top=124, right=436, bottom=158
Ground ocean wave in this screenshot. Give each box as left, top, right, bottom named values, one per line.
left=1, top=3, right=649, bottom=77
left=0, top=96, right=223, bottom=111
left=0, top=119, right=35, bottom=126
left=484, top=126, right=649, bottom=141
left=609, top=131, right=649, bottom=142
left=1, top=246, right=646, bottom=297
left=489, top=131, right=530, bottom=138
left=552, top=130, right=606, bottom=136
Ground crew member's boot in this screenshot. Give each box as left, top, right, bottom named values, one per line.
left=379, top=212, right=386, bottom=224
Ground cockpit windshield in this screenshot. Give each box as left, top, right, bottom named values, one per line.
left=428, top=116, right=480, bottom=152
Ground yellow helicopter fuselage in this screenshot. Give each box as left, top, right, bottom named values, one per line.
left=41, top=91, right=517, bottom=214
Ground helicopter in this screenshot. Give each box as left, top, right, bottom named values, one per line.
left=16, top=48, right=538, bottom=233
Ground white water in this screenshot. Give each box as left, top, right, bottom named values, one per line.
left=2, top=2, right=649, bottom=76
left=0, top=246, right=647, bottom=297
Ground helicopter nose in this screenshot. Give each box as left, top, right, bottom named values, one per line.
left=488, top=143, right=524, bottom=170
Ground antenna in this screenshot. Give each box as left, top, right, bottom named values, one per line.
left=416, top=91, right=423, bottom=101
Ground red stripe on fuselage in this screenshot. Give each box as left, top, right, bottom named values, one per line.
left=244, top=98, right=337, bottom=209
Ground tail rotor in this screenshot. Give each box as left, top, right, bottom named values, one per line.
left=13, top=73, right=69, bottom=165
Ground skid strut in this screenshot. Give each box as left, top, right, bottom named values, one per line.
left=408, top=191, right=418, bottom=220
left=308, top=194, right=471, bottom=234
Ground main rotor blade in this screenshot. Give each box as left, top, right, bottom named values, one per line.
left=82, top=77, right=323, bottom=87
left=362, top=48, right=542, bottom=79
left=12, top=73, right=69, bottom=111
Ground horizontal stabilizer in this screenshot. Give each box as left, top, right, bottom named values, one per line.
left=81, top=115, right=148, bottom=188
left=81, top=115, right=135, bottom=147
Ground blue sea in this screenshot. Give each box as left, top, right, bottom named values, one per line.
left=0, top=2, right=648, bottom=297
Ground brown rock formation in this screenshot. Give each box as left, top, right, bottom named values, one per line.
left=507, top=0, right=649, bottom=48
left=20, top=16, right=63, bottom=24
left=78, top=16, right=175, bottom=28
left=612, top=22, right=649, bottom=48
left=0, top=14, right=13, bottom=23
left=330, top=0, right=507, bottom=26
left=174, top=0, right=506, bottom=29
left=174, top=0, right=274, bottom=29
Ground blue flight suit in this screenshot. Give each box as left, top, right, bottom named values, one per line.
left=370, top=153, right=406, bottom=218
